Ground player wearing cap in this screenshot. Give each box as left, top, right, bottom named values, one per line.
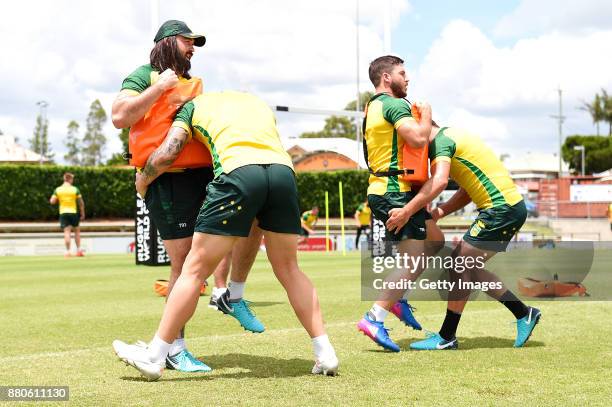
left=113, top=91, right=339, bottom=380
left=111, top=20, right=263, bottom=374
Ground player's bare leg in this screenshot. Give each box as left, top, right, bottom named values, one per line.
left=213, top=223, right=266, bottom=332
left=63, top=226, right=72, bottom=256
left=263, top=230, right=338, bottom=375
left=74, top=227, right=84, bottom=256
left=158, top=233, right=237, bottom=342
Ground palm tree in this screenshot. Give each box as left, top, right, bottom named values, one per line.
left=602, top=89, right=612, bottom=136
left=581, top=92, right=605, bottom=136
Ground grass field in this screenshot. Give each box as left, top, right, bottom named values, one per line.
left=1, top=253, right=611, bottom=406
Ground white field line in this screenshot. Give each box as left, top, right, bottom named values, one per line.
left=0, top=321, right=354, bottom=364
left=0, top=307, right=517, bottom=364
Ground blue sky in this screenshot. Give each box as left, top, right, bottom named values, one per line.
left=394, top=0, right=520, bottom=66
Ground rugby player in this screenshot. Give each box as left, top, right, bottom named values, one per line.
left=112, top=91, right=338, bottom=380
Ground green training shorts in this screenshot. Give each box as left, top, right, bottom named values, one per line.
left=368, top=191, right=428, bottom=241
left=144, top=167, right=214, bottom=240
left=59, top=213, right=79, bottom=229
left=195, top=164, right=301, bottom=237
left=463, top=200, right=527, bottom=252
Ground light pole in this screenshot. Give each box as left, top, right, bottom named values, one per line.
left=550, top=87, right=565, bottom=178
left=355, top=0, right=361, bottom=152
left=573, top=145, right=585, bottom=176
left=36, top=100, right=49, bottom=165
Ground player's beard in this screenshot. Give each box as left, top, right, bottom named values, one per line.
left=390, top=80, right=407, bottom=98
left=175, top=53, right=191, bottom=78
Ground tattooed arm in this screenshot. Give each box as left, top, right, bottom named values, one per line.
left=134, top=126, right=189, bottom=197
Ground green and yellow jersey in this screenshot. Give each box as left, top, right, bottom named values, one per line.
left=301, top=211, right=318, bottom=228
left=52, top=184, right=81, bottom=214
left=429, top=127, right=523, bottom=210
left=121, top=64, right=177, bottom=95
left=121, top=64, right=201, bottom=95
left=172, top=91, right=293, bottom=177
left=121, top=64, right=158, bottom=95
left=356, top=203, right=371, bottom=226
left=363, top=93, right=416, bottom=195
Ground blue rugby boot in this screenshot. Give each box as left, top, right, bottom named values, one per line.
left=410, top=332, right=458, bottom=350
left=391, top=299, right=422, bottom=330
left=514, top=306, right=541, bottom=348
left=357, top=313, right=400, bottom=352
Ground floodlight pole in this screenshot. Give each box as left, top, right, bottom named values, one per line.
left=355, top=0, right=361, bottom=155
left=550, top=86, right=565, bottom=178
left=36, top=100, right=49, bottom=165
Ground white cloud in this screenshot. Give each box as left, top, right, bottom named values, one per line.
left=412, top=19, right=612, bottom=155
left=446, top=108, right=509, bottom=141
left=0, top=0, right=410, bottom=163
left=495, top=0, right=612, bottom=38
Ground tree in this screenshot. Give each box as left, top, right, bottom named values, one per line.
left=29, top=114, right=54, bottom=162
left=300, top=91, right=373, bottom=140
left=602, top=89, right=612, bottom=136
left=63, top=120, right=81, bottom=165
left=106, top=128, right=130, bottom=166
left=82, top=99, right=107, bottom=166
left=562, top=135, right=612, bottom=174
left=583, top=89, right=612, bottom=136
left=580, top=93, right=605, bottom=136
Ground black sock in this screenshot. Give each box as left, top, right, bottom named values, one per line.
left=439, top=309, right=461, bottom=341
left=499, top=290, right=529, bottom=319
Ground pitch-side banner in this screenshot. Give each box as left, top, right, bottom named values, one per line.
left=135, top=193, right=170, bottom=266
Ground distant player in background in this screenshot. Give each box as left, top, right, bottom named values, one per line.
left=49, top=172, right=85, bottom=257
left=354, top=200, right=371, bottom=249
left=608, top=202, right=612, bottom=231
left=299, top=206, right=319, bottom=244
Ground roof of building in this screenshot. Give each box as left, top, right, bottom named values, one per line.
left=283, top=137, right=367, bottom=168
left=0, top=135, right=47, bottom=163
left=504, top=152, right=569, bottom=174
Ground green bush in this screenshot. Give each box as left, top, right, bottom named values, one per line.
left=295, top=170, right=370, bottom=217
left=0, top=165, right=369, bottom=220
left=0, top=165, right=134, bottom=220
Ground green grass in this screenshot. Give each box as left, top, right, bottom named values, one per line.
left=1, top=253, right=611, bottom=406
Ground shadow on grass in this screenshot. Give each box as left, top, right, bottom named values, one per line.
left=121, top=353, right=313, bottom=382
left=395, top=336, right=545, bottom=350
left=249, top=301, right=284, bottom=308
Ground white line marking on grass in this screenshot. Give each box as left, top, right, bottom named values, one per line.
left=0, top=307, right=517, bottom=364
left=0, top=321, right=355, bottom=363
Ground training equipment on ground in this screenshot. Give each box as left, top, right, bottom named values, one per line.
left=154, top=279, right=207, bottom=297
left=518, top=277, right=588, bottom=297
